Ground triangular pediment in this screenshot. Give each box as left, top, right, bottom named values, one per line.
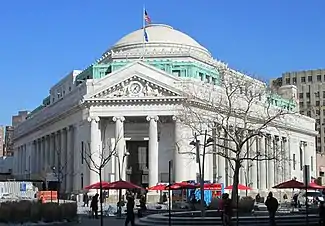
left=85, top=61, right=184, bottom=99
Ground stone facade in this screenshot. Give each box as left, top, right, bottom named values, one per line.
left=12, top=24, right=317, bottom=195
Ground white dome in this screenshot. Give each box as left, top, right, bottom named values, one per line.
left=105, top=24, right=212, bottom=59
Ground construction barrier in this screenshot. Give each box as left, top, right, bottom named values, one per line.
left=37, top=191, right=58, bottom=201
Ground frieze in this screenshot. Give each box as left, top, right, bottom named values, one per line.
left=91, top=76, right=179, bottom=99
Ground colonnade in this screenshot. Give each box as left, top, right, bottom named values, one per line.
left=16, top=126, right=75, bottom=192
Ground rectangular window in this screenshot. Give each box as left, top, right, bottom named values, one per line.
left=211, top=77, right=217, bottom=85
left=306, top=92, right=310, bottom=98
left=81, top=141, right=84, bottom=164
left=293, top=77, right=297, bottom=83
left=199, top=72, right=204, bottom=81
left=300, top=145, right=303, bottom=170
left=317, top=75, right=322, bottom=81
left=293, top=154, right=296, bottom=170
left=286, top=78, right=290, bottom=84
left=308, top=76, right=312, bottom=82
left=172, top=70, right=181, bottom=77
left=301, top=77, right=306, bottom=83
left=299, top=93, right=303, bottom=98
left=316, top=101, right=320, bottom=106
left=311, top=156, right=314, bottom=171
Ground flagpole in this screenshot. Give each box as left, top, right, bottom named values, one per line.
left=142, top=5, right=146, bottom=61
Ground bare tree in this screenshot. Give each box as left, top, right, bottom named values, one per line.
left=176, top=64, right=299, bottom=206
left=82, top=125, right=119, bottom=226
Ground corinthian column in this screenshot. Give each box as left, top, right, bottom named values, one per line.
left=267, top=135, right=275, bottom=188
left=87, top=116, right=101, bottom=185
left=259, top=136, right=267, bottom=190
left=147, top=116, right=159, bottom=187
left=250, top=138, right=258, bottom=190
left=113, top=116, right=125, bottom=181
left=173, top=116, right=191, bottom=182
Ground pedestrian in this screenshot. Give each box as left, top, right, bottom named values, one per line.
left=265, top=192, right=279, bottom=226
left=83, top=192, right=89, bottom=207
left=90, top=193, right=99, bottom=219
left=319, top=201, right=325, bottom=226
left=125, top=196, right=135, bottom=226
left=255, top=193, right=261, bottom=203
left=138, top=194, right=147, bottom=218
left=220, top=193, right=232, bottom=226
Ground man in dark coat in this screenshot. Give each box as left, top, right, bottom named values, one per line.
left=125, top=196, right=135, bottom=226
left=265, top=192, right=279, bottom=226
left=90, top=193, right=99, bottom=219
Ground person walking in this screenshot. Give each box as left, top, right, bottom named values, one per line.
left=265, top=192, right=279, bottom=226
left=219, top=193, right=232, bottom=226
left=125, top=196, right=135, bottom=226
left=90, top=193, right=99, bottom=219
left=83, top=192, right=89, bottom=207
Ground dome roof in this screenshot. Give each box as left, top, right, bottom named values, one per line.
left=104, top=24, right=212, bottom=60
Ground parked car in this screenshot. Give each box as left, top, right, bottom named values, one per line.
left=297, top=190, right=324, bottom=207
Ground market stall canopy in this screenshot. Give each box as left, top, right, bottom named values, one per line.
left=84, top=181, right=110, bottom=190
left=272, top=179, right=304, bottom=189
left=102, top=180, right=144, bottom=190
left=225, top=184, right=251, bottom=190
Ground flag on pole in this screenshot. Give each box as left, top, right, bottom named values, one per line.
left=144, top=27, right=149, bottom=42
left=144, top=10, right=151, bottom=24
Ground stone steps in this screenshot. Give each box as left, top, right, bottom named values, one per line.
left=136, top=211, right=319, bottom=226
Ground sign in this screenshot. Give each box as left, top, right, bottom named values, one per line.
left=20, top=183, right=26, bottom=192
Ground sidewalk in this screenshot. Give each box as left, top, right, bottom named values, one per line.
left=77, top=217, right=125, bottom=226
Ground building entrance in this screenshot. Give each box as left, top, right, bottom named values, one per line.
left=126, top=141, right=149, bottom=188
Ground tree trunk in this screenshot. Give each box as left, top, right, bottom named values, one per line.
left=231, top=160, right=241, bottom=202
left=231, top=160, right=241, bottom=226
left=99, top=169, right=103, bottom=226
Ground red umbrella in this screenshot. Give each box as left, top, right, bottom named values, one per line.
left=225, top=184, right=251, bottom=190
left=102, top=180, right=144, bottom=190
left=147, top=184, right=168, bottom=191
left=84, top=181, right=110, bottom=190
left=204, top=183, right=223, bottom=190
left=308, top=182, right=324, bottom=189
left=273, top=179, right=304, bottom=189
left=168, top=182, right=199, bottom=190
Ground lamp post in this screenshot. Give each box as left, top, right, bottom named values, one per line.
left=52, top=166, right=60, bottom=204
left=115, top=149, right=130, bottom=218
left=189, top=130, right=214, bottom=217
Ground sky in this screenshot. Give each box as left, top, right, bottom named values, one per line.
left=0, top=0, right=324, bottom=125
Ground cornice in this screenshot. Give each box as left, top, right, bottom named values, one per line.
left=84, top=96, right=185, bottom=105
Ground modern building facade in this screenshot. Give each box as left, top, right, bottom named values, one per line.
left=12, top=24, right=317, bottom=195
left=271, top=69, right=325, bottom=183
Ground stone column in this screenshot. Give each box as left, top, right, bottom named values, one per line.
left=49, top=134, right=54, bottom=168
left=228, top=140, right=236, bottom=186
left=88, top=117, right=101, bottom=185
left=217, top=130, right=226, bottom=184
left=286, top=137, right=291, bottom=180
left=146, top=116, right=159, bottom=187
left=267, top=135, right=275, bottom=188
left=44, top=136, right=49, bottom=172
left=35, top=140, right=39, bottom=174
left=61, top=129, right=67, bottom=192
left=67, top=126, right=75, bottom=192
left=250, top=138, right=258, bottom=190
left=275, top=136, right=281, bottom=184
left=113, top=116, right=125, bottom=181
left=259, top=136, right=267, bottom=190
left=41, top=138, right=45, bottom=172
left=173, top=116, right=191, bottom=182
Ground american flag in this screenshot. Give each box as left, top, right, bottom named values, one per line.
left=144, top=10, right=151, bottom=24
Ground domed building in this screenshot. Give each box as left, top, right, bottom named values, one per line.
left=12, top=24, right=317, bottom=197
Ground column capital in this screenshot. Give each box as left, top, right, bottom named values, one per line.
left=87, top=116, right=100, bottom=123
left=113, top=116, right=125, bottom=122
left=146, top=115, right=159, bottom=122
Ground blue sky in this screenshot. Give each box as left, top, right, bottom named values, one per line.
left=0, top=0, right=324, bottom=125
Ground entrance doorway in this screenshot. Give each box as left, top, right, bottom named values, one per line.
left=126, top=141, right=149, bottom=188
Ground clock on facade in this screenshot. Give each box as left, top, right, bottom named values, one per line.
left=129, top=81, right=142, bottom=95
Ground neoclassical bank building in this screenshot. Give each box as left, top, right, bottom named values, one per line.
left=13, top=24, right=317, bottom=195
